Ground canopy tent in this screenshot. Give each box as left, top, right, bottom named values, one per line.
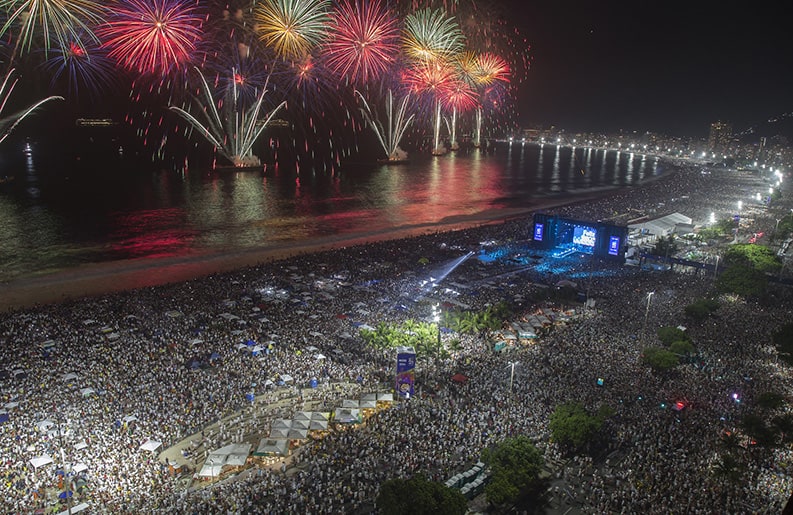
left=269, top=428, right=289, bottom=439
left=139, top=440, right=162, bottom=452
left=122, top=415, right=138, bottom=424
left=30, top=455, right=53, bottom=469
left=80, top=387, right=96, bottom=397
left=254, top=438, right=289, bottom=457
left=359, top=398, right=377, bottom=409
left=0, top=411, right=9, bottom=424
left=309, top=419, right=329, bottom=431
left=62, top=373, right=79, bottom=382
left=293, top=411, right=312, bottom=422
left=291, top=419, right=310, bottom=431
left=3, top=401, right=19, bottom=410
left=198, top=457, right=225, bottom=478
left=199, top=443, right=252, bottom=477
left=271, top=419, right=291, bottom=430
left=451, top=373, right=469, bottom=384
left=341, top=399, right=359, bottom=409
left=287, top=428, right=308, bottom=440
left=377, top=393, right=394, bottom=403
left=333, top=408, right=362, bottom=424
left=73, top=441, right=88, bottom=451
left=72, top=463, right=89, bottom=474
left=311, top=412, right=330, bottom=421
left=279, top=374, right=294, bottom=383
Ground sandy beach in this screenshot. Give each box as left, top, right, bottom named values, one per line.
left=0, top=192, right=617, bottom=313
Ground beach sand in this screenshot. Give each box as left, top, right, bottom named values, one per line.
left=0, top=190, right=624, bottom=313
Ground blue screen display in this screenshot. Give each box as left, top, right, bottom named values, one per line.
left=533, top=223, right=544, bottom=241
left=608, top=236, right=621, bottom=255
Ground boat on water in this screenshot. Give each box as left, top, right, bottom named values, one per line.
left=0, top=175, right=15, bottom=185
left=377, top=158, right=410, bottom=165
left=213, top=164, right=265, bottom=172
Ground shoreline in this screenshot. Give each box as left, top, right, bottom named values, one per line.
left=0, top=188, right=627, bottom=313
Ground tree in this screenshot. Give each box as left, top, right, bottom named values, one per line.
left=549, top=402, right=606, bottom=451
left=657, top=326, right=688, bottom=345
left=684, top=298, right=720, bottom=320
left=482, top=436, right=545, bottom=507
left=756, top=392, right=786, bottom=411
left=723, top=244, right=780, bottom=273
left=669, top=340, right=695, bottom=358
left=376, top=475, right=467, bottom=515
left=641, top=347, right=680, bottom=372
left=712, top=452, right=744, bottom=482
left=716, top=263, right=768, bottom=297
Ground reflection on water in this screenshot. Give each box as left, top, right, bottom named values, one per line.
left=0, top=142, right=661, bottom=282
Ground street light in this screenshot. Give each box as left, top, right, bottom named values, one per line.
left=641, top=292, right=655, bottom=344
left=507, top=361, right=518, bottom=393
left=433, top=304, right=441, bottom=349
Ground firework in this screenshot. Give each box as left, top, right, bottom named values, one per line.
left=97, top=0, right=204, bottom=77
left=40, top=38, right=118, bottom=100
left=323, top=0, right=399, bottom=84
left=401, top=7, right=464, bottom=64
left=0, top=0, right=106, bottom=58
left=169, top=66, right=287, bottom=167
left=0, top=68, right=63, bottom=144
left=356, top=88, right=414, bottom=161
left=474, top=52, right=509, bottom=85
left=254, top=0, right=331, bottom=60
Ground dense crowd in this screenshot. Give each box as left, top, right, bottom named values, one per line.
left=1, top=162, right=792, bottom=514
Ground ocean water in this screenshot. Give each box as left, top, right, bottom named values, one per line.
left=0, top=142, right=661, bottom=283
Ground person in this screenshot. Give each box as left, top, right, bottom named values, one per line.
left=280, top=461, right=286, bottom=475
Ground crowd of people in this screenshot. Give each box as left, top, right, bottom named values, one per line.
left=1, top=161, right=792, bottom=514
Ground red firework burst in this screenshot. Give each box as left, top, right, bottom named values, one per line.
left=323, top=0, right=400, bottom=84
left=441, top=76, right=477, bottom=112
left=98, top=0, right=204, bottom=76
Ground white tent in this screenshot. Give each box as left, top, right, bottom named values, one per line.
left=309, top=419, right=329, bottom=431
left=73, top=441, right=88, bottom=451
left=269, top=428, right=289, bottom=439
left=287, top=428, right=308, bottom=440
left=291, top=419, right=310, bottom=431
left=122, top=415, right=138, bottom=423
left=30, top=455, right=53, bottom=468
left=272, top=418, right=292, bottom=429
left=224, top=443, right=252, bottom=467
left=377, top=393, right=394, bottom=403
left=3, top=401, right=19, bottom=409
left=80, top=387, right=96, bottom=397
left=139, top=440, right=162, bottom=452
left=341, top=399, right=359, bottom=409
left=254, top=438, right=289, bottom=457
left=280, top=374, right=294, bottom=383
left=198, top=457, right=225, bottom=478
left=314, top=353, right=326, bottom=360
left=72, top=463, right=88, bottom=473
left=333, top=408, right=362, bottom=424
left=293, top=411, right=312, bottom=422
left=62, top=373, right=79, bottom=382
left=311, top=412, right=330, bottom=422
left=359, top=398, right=377, bottom=409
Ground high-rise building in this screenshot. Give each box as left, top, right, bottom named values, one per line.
left=708, top=121, right=732, bottom=153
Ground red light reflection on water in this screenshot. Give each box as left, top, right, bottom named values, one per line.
left=108, top=208, right=195, bottom=260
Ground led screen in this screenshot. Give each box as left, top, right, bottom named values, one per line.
left=573, top=226, right=596, bottom=247
left=533, top=223, right=544, bottom=241
left=608, top=236, right=621, bottom=255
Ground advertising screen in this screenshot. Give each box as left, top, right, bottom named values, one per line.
left=533, top=223, right=544, bottom=241
left=573, top=226, right=596, bottom=247
left=608, top=236, right=621, bottom=256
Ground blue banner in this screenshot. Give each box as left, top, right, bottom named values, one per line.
left=395, top=347, right=416, bottom=398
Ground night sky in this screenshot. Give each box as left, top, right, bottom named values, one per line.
left=511, top=1, right=793, bottom=138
